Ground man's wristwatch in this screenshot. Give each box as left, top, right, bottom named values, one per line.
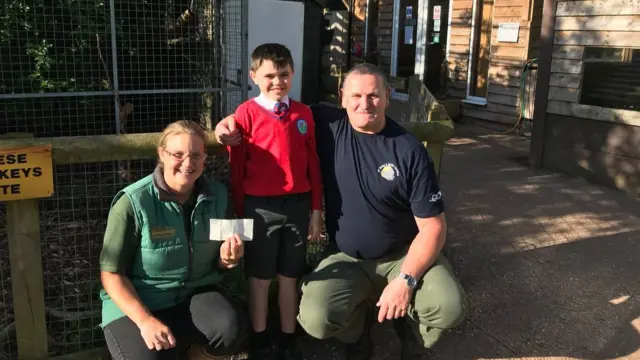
left=398, top=272, right=418, bottom=289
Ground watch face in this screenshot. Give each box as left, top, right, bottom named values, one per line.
left=400, top=273, right=417, bottom=288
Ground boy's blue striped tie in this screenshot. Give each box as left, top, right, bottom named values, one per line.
left=273, top=101, right=288, bottom=116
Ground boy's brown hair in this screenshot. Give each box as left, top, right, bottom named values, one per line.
left=250, top=43, right=295, bottom=72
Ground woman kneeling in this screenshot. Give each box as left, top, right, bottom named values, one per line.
left=99, top=120, right=246, bottom=360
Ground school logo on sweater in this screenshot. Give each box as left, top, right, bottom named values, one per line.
left=297, top=119, right=308, bottom=135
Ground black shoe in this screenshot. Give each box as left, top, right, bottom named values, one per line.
left=345, top=329, right=373, bottom=360
left=276, top=338, right=303, bottom=360
left=249, top=343, right=277, bottom=360
left=393, top=318, right=430, bottom=360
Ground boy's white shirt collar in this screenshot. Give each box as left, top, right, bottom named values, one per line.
left=254, top=93, right=290, bottom=111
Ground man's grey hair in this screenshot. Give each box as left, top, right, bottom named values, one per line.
left=342, top=63, right=389, bottom=90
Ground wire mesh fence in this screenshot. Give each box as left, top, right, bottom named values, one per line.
left=0, top=0, right=246, bottom=357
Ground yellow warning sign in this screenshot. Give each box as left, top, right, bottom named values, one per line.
left=0, top=145, right=54, bottom=201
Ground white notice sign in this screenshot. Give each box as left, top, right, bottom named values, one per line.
left=210, top=219, right=254, bottom=241
left=433, top=5, right=441, bottom=20
left=497, top=23, right=520, bottom=43
left=404, top=26, right=414, bottom=44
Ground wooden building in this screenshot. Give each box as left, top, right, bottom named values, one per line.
left=529, top=0, right=640, bottom=196
left=319, top=0, right=451, bottom=108
left=445, top=0, right=542, bottom=127
left=315, top=0, right=638, bottom=196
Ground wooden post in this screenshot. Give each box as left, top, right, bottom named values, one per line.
left=3, top=133, right=49, bottom=359
left=7, top=200, right=49, bottom=359
left=528, top=0, right=557, bottom=169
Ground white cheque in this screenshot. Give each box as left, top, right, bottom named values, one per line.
left=209, top=219, right=254, bottom=241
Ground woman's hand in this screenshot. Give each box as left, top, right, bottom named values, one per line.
left=138, top=315, right=176, bottom=351
left=219, top=233, right=244, bottom=268
left=308, top=210, right=324, bottom=242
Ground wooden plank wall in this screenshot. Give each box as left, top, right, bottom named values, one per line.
left=447, top=0, right=474, bottom=98
left=546, top=0, right=640, bottom=124
left=539, top=0, right=640, bottom=196
left=447, top=0, right=539, bottom=125
left=351, top=0, right=368, bottom=63
left=377, top=0, right=395, bottom=73
left=318, top=0, right=380, bottom=102
left=320, top=9, right=350, bottom=102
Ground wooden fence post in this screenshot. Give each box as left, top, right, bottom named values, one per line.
left=3, top=133, right=49, bottom=359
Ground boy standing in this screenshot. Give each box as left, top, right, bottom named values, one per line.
left=227, top=43, right=323, bottom=360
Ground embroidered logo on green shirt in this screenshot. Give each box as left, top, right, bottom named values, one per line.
left=151, top=227, right=176, bottom=239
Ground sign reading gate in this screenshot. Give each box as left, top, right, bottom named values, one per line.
left=0, top=145, right=54, bottom=201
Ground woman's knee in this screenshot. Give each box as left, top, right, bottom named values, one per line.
left=190, top=291, right=246, bottom=349
left=211, top=305, right=245, bottom=344
left=104, top=322, right=178, bottom=360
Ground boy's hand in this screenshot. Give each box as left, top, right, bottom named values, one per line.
left=308, top=210, right=324, bottom=242
left=219, top=233, right=244, bottom=268
left=215, top=115, right=242, bottom=146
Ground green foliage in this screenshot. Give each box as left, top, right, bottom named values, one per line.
left=0, top=0, right=112, bottom=93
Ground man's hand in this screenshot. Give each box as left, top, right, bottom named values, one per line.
left=138, top=315, right=176, bottom=351
left=219, top=233, right=244, bottom=268
left=215, top=115, right=242, bottom=146
left=308, top=210, right=324, bottom=242
left=376, top=277, right=413, bottom=323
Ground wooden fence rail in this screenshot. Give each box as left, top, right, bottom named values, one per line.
left=0, top=82, right=455, bottom=360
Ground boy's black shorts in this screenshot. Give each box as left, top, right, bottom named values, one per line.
left=243, top=192, right=310, bottom=280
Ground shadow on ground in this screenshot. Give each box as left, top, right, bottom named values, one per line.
left=300, top=124, right=640, bottom=360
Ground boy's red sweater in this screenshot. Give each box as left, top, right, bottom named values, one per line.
left=227, top=98, right=323, bottom=217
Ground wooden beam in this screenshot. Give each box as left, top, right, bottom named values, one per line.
left=554, top=31, right=640, bottom=47
left=547, top=100, right=640, bottom=127
left=554, top=15, right=640, bottom=31
left=551, top=45, right=584, bottom=60
left=489, top=93, right=519, bottom=106
left=529, top=0, right=557, bottom=169
left=548, top=86, right=580, bottom=102
left=524, top=0, right=536, bottom=21
left=550, top=59, right=582, bottom=74
left=401, top=120, right=456, bottom=143
left=549, top=73, right=581, bottom=88
left=0, top=124, right=455, bottom=166
left=556, top=0, right=640, bottom=16
left=489, top=84, right=521, bottom=97
left=462, top=107, right=520, bottom=125
left=5, top=135, right=49, bottom=360
left=0, top=132, right=223, bottom=165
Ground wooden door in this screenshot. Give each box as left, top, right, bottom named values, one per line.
left=468, top=0, right=494, bottom=99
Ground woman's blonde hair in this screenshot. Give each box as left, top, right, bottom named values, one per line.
left=157, top=120, right=207, bottom=167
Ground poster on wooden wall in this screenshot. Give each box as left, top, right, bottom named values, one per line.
left=497, top=23, right=520, bottom=43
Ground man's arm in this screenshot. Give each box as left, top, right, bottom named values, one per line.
left=401, top=143, right=445, bottom=279
left=376, top=144, right=445, bottom=322
left=399, top=213, right=446, bottom=280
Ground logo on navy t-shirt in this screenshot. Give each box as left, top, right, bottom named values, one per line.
left=377, top=163, right=399, bottom=181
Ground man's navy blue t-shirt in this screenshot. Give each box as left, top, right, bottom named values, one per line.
left=311, top=104, right=444, bottom=260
